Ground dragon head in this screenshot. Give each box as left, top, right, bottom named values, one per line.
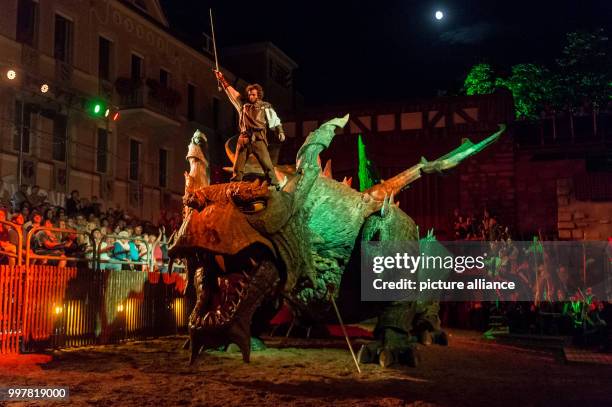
left=169, top=177, right=312, bottom=362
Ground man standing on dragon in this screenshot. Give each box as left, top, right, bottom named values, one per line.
left=214, top=69, right=286, bottom=188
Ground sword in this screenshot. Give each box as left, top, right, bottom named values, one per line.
left=209, top=9, right=221, bottom=92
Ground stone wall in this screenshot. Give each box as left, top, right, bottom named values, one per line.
left=459, top=134, right=516, bottom=228
left=557, top=178, right=612, bottom=240
left=514, top=158, right=585, bottom=238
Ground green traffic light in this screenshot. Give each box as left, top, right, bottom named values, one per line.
left=94, top=104, right=101, bottom=114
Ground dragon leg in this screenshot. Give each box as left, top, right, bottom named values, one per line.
left=358, top=301, right=420, bottom=367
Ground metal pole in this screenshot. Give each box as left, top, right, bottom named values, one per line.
left=328, top=288, right=361, bottom=374
left=64, top=106, right=70, bottom=193
left=18, top=100, right=24, bottom=186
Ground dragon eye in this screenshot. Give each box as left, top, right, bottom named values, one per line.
left=239, top=200, right=266, bottom=214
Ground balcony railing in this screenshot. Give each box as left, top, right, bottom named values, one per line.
left=116, top=77, right=180, bottom=121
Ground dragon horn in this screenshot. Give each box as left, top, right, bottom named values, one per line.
left=365, top=163, right=423, bottom=201
left=296, top=114, right=349, bottom=171
left=365, top=124, right=505, bottom=201
left=323, top=159, right=333, bottom=178
left=225, top=137, right=236, bottom=165
left=380, top=194, right=389, bottom=217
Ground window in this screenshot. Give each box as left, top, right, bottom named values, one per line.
left=129, top=139, right=141, bottom=181
left=212, top=97, right=220, bottom=129
left=159, top=149, right=168, bottom=187
left=98, top=36, right=112, bottom=81
left=131, top=54, right=142, bottom=81
left=159, top=69, right=169, bottom=87
left=96, top=128, right=108, bottom=173
left=13, top=101, right=31, bottom=153
left=53, top=114, right=67, bottom=162
left=16, top=0, right=38, bottom=46
left=187, top=84, right=196, bottom=121
left=54, top=14, right=73, bottom=63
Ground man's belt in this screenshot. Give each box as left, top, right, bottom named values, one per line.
left=241, top=128, right=266, bottom=143
left=242, top=127, right=265, bottom=133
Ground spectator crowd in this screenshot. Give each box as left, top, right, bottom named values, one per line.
left=449, top=207, right=610, bottom=351
left=0, top=184, right=182, bottom=271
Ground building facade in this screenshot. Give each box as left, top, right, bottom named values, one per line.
left=0, top=0, right=243, bottom=220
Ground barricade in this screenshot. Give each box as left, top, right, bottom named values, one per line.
left=0, top=265, right=23, bottom=353
left=0, top=220, right=22, bottom=266
left=0, top=226, right=189, bottom=354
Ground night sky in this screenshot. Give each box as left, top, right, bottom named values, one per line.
left=161, top=0, right=612, bottom=106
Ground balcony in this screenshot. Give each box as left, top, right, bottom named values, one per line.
left=115, top=77, right=181, bottom=127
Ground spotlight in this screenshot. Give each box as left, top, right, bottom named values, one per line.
left=54, top=305, right=63, bottom=315
left=40, top=83, right=49, bottom=93
left=117, top=304, right=124, bottom=312
left=6, top=69, right=16, bottom=80
left=435, top=10, right=444, bottom=20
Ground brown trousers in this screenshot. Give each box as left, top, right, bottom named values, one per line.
left=231, top=133, right=279, bottom=185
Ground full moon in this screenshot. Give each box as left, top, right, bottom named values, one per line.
left=435, top=10, right=444, bottom=20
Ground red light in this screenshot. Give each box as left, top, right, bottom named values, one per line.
left=112, top=111, right=120, bottom=121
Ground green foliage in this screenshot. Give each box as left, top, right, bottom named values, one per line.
left=462, top=29, right=611, bottom=119
left=556, top=29, right=612, bottom=108
left=357, top=134, right=380, bottom=192
left=463, top=63, right=496, bottom=96
left=495, top=64, right=554, bottom=120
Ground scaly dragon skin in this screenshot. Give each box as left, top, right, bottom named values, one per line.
left=169, top=115, right=503, bottom=366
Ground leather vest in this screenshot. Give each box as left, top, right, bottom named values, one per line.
left=240, top=101, right=270, bottom=132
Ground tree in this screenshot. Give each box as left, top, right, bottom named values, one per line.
left=463, top=63, right=496, bottom=96
left=556, top=29, right=612, bottom=110
left=495, top=64, right=554, bottom=120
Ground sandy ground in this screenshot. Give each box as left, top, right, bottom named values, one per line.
left=0, top=331, right=611, bottom=407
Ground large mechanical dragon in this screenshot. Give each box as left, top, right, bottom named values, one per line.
left=169, top=116, right=504, bottom=367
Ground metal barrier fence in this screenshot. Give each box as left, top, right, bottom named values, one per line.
left=25, top=226, right=96, bottom=268
left=0, top=225, right=189, bottom=354
left=0, top=265, right=23, bottom=353
left=0, top=220, right=22, bottom=266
